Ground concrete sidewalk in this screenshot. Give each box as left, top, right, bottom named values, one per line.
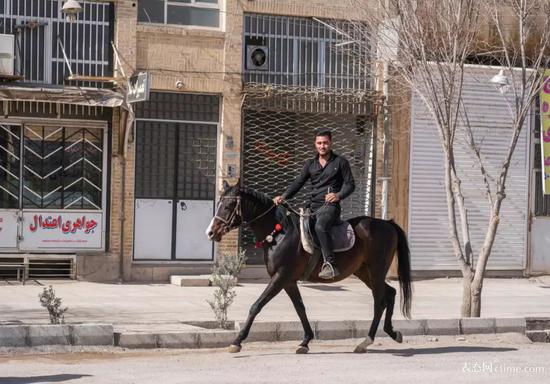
left=1, top=276, right=550, bottom=348
left=1, top=276, right=549, bottom=330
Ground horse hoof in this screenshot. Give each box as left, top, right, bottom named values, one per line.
left=395, top=331, right=403, bottom=343
left=228, top=344, right=242, bottom=353
left=296, top=346, right=309, bottom=354
left=353, top=345, right=367, bottom=354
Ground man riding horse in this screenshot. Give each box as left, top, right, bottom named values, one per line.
left=273, top=129, right=355, bottom=280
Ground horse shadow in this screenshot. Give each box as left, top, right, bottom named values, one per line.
left=0, top=374, right=92, bottom=384
left=365, top=346, right=517, bottom=357
left=233, top=345, right=517, bottom=359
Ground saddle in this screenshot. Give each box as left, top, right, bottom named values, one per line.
left=299, top=208, right=355, bottom=254
left=298, top=208, right=355, bottom=281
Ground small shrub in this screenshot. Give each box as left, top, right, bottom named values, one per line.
left=38, top=285, right=68, bottom=324
left=207, top=252, right=246, bottom=329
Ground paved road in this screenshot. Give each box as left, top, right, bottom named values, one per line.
left=0, top=334, right=548, bottom=384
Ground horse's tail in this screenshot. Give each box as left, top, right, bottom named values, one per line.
left=389, top=220, right=413, bottom=319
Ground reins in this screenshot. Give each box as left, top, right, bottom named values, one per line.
left=216, top=191, right=331, bottom=232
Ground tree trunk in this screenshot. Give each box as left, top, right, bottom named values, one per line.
left=471, top=277, right=483, bottom=317
left=461, top=272, right=473, bottom=317
left=462, top=273, right=483, bottom=317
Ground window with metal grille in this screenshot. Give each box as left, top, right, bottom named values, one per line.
left=0, top=0, right=113, bottom=87
left=243, top=13, right=371, bottom=90
left=22, top=126, right=104, bottom=210
left=138, top=0, right=220, bottom=28
left=0, top=124, right=104, bottom=210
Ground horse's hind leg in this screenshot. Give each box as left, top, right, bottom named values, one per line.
left=284, top=283, right=314, bottom=354
left=353, top=266, right=387, bottom=353
left=383, top=283, right=402, bottom=343
left=229, top=272, right=287, bottom=353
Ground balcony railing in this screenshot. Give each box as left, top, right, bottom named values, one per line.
left=0, top=0, right=113, bottom=87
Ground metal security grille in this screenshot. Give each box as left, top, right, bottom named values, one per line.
left=244, top=13, right=371, bottom=90
left=0, top=0, right=112, bottom=86
left=135, top=121, right=217, bottom=200
left=135, top=92, right=220, bottom=122
left=241, top=83, right=378, bottom=263
left=135, top=121, right=177, bottom=199
left=0, top=124, right=20, bottom=209
left=135, top=92, right=220, bottom=201
left=177, top=123, right=217, bottom=200
left=5, top=101, right=109, bottom=120
left=22, top=125, right=103, bottom=209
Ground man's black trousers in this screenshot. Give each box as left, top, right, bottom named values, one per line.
left=312, top=203, right=341, bottom=264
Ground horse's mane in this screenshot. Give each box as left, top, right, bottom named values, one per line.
left=241, top=187, right=273, bottom=207
left=241, top=187, right=299, bottom=230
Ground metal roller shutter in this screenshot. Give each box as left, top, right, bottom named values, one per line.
left=408, top=66, right=530, bottom=270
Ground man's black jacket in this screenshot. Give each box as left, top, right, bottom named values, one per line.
left=282, top=152, right=355, bottom=206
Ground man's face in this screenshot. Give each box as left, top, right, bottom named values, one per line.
left=315, top=135, right=332, bottom=156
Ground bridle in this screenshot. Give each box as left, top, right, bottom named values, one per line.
left=214, top=195, right=243, bottom=233
left=214, top=193, right=276, bottom=233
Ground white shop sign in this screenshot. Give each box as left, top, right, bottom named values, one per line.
left=20, top=211, right=103, bottom=251
left=0, top=210, right=18, bottom=249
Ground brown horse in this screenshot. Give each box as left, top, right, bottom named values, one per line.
left=205, top=181, right=412, bottom=354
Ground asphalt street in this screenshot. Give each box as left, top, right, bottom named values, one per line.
left=0, top=334, right=548, bottom=384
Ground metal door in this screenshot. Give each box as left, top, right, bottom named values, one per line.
left=174, top=123, right=216, bottom=260
left=133, top=121, right=177, bottom=260
left=134, top=199, right=173, bottom=260
left=133, top=121, right=217, bottom=261
left=175, top=200, right=214, bottom=260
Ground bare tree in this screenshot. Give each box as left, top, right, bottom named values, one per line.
left=348, top=0, right=550, bottom=316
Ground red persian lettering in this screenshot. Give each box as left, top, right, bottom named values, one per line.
left=254, top=142, right=292, bottom=166
left=29, top=215, right=40, bottom=232
left=29, top=214, right=98, bottom=235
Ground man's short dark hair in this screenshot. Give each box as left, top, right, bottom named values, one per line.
left=315, top=129, right=332, bottom=140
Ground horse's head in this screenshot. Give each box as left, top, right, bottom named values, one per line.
left=205, top=180, right=243, bottom=242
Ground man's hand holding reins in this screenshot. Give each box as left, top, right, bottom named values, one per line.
left=325, top=193, right=340, bottom=203
left=273, top=196, right=284, bottom=205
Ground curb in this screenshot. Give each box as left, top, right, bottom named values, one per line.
left=525, top=317, right=550, bottom=343
left=0, top=324, right=113, bottom=347
left=114, top=317, right=528, bottom=349
left=0, top=317, right=538, bottom=349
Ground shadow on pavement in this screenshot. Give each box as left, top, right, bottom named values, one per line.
left=232, top=346, right=517, bottom=358
left=367, top=346, right=517, bottom=357
left=0, top=374, right=91, bottom=383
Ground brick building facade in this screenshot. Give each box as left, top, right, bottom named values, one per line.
left=74, top=0, right=385, bottom=282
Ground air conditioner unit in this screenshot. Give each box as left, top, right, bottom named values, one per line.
left=0, top=34, right=14, bottom=76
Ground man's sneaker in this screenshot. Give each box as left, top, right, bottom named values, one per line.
left=319, top=262, right=339, bottom=279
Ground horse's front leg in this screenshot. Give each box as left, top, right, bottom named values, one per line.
left=229, top=272, right=287, bottom=353
left=284, top=283, right=314, bottom=354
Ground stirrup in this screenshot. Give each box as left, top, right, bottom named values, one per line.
left=319, top=261, right=336, bottom=279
